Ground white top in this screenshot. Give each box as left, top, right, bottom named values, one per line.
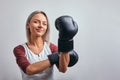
left=21, top=42, right=54, bottom=80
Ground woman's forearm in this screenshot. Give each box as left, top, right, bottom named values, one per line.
left=59, top=52, right=70, bottom=73
left=26, top=59, right=51, bottom=75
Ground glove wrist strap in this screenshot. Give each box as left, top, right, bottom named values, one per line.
left=58, top=39, right=73, bottom=52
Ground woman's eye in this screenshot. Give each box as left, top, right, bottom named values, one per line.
left=33, top=21, right=38, bottom=23
left=43, top=23, right=47, bottom=26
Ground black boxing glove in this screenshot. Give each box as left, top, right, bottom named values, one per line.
left=47, top=52, right=59, bottom=65
left=47, top=50, right=79, bottom=67
left=68, top=50, right=79, bottom=67
left=55, top=16, right=78, bottom=52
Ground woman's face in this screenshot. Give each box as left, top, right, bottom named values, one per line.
left=28, top=13, right=48, bottom=37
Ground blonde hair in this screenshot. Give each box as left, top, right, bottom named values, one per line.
left=26, top=10, right=50, bottom=45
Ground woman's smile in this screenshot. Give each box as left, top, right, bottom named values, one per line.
left=36, top=28, right=44, bottom=32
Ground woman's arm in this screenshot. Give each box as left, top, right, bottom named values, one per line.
left=49, top=43, right=70, bottom=73
left=26, top=60, right=51, bottom=75
left=58, top=52, right=70, bottom=73
left=13, top=45, right=51, bottom=75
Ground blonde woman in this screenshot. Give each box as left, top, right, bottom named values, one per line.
left=13, top=10, right=78, bottom=80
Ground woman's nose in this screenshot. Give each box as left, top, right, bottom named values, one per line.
left=38, top=22, right=42, bottom=28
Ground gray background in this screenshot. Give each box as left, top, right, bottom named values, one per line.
left=0, top=0, right=120, bottom=80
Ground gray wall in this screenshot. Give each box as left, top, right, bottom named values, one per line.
left=0, top=0, right=120, bottom=80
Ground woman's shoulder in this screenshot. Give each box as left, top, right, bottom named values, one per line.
left=49, top=42, right=58, bottom=53
left=13, top=43, right=26, bottom=56
left=13, top=43, right=26, bottom=51
left=13, top=45, right=24, bottom=51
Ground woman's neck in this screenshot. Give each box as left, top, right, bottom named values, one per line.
left=27, top=36, right=44, bottom=55
left=29, top=35, right=44, bottom=47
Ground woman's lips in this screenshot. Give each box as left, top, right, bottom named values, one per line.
left=36, top=28, right=44, bottom=32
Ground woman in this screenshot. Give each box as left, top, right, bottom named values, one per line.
left=13, top=10, right=70, bottom=80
